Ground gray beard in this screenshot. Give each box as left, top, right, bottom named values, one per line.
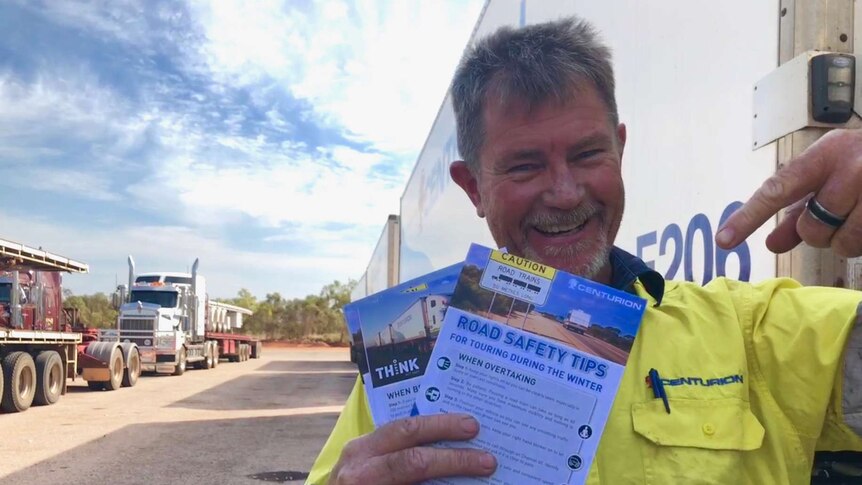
left=521, top=201, right=610, bottom=279
left=524, top=233, right=610, bottom=280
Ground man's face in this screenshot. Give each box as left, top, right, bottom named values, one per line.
left=451, top=82, right=626, bottom=281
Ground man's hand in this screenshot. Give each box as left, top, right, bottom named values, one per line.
left=717, top=129, right=862, bottom=258
left=328, top=414, right=496, bottom=485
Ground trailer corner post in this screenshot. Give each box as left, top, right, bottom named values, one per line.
left=776, top=0, right=860, bottom=289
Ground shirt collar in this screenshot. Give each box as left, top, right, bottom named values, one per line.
left=609, top=246, right=665, bottom=305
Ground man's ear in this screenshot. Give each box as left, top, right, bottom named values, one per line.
left=450, top=161, right=485, bottom=218
left=616, top=123, right=627, bottom=164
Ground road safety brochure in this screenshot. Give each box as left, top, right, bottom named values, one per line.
left=343, top=263, right=462, bottom=425
left=413, top=244, right=647, bottom=484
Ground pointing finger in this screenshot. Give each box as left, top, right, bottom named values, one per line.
left=717, top=141, right=832, bottom=249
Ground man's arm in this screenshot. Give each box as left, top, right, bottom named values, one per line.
left=821, top=301, right=862, bottom=449
left=743, top=279, right=862, bottom=450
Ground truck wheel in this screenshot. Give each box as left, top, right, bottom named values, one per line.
left=212, top=344, right=219, bottom=368
left=122, top=347, right=141, bottom=388
left=203, top=342, right=214, bottom=369
left=104, top=347, right=124, bottom=391
left=1, top=352, right=37, bottom=413
left=251, top=341, right=262, bottom=359
left=34, top=351, right=63, bottom=406
left=173, top=347, right=187, bottom=376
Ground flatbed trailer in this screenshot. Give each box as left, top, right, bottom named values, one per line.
left=0, top=238, right=141, bottom=413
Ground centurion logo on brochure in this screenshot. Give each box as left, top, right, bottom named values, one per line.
left=343, top=263, right=462, bottom=426
left=414, top=244, right=647, bottom=485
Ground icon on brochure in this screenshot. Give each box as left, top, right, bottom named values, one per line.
left=437, top=357, right=451, bottom=370
left=425, top=387, right=441, bottom=402
left=567, top=454, right=583, bottom=471
left=578, top=425, right=593, bottom=440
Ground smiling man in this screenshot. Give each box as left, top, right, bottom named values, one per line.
left=449, top=78, right=625, bottom=285
left=309, top=17, right=862, bottom=485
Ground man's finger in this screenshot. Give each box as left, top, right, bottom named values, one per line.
left=362, top=447, right=495, bottom=485
left=795, top=169, right=860, bottom=248
left=765, top=198, right=805, bottom=254
left=363, top=414, right=481, bottom=456
left=831, top=203, right=862, bottom=257
left=717, top=138, right=833, bottom=249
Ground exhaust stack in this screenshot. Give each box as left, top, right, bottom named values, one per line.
left=127, top=255, right=136, bottom=303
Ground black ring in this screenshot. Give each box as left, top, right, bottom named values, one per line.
left=806, top=197, right=846, bottom=228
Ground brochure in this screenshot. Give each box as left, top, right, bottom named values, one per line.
left=343, top=263, right=462, bottom=425
left=414, top=244, right=647, bottom=484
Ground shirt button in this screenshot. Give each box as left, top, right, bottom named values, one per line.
left=702, top=423, right=716, bottom=435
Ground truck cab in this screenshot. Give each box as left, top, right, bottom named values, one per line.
left=0, top=270, right=63, bottom=331
left=117, top=258, right=208, bottom=375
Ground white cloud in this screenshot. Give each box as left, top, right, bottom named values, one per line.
left=0, top=70, right=131, bottom=145
left=0, top=210, right=369, bottom=299
left=128, top=119, right=408, bottom=228
left=15, top=0, right=174, bottom=54
left=193, top=0, right=483, bottom=155
left=0, top=1, right=485, bottom=294
left=0, top=167, right=119, bottom=201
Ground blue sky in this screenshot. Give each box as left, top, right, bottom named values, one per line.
left=0, top=0, right=483, bottom=299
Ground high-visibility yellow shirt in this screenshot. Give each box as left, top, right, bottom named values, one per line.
left=307, top=277, right=862, bottom=484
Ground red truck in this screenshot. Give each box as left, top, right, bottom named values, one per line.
left=0, top=237, right=142, bottom=413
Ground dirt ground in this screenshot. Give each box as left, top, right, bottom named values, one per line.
left=0, top=346, right=356, bottom=485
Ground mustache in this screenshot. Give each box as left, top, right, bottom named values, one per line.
left=525, top=201, right=602, bottom=228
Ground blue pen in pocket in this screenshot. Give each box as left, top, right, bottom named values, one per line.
left=648, top=368, right=671, bottom=414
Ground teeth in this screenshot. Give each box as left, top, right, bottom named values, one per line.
left=537, top=221, right=586, bottom=234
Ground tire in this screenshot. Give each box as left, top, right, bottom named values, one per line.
left=251, top=341, right=262, bottom=359
left=203, top=342, right=213, bottom=369
left=34, top=351, right=63, bottom=406
left=173, top=347, right=187, bottom=376
left=212, top=344, right=219, bottom=367
left=2, top=352, right=37, bottom=412
left=122, top=347, right=141, bottom=388
left=104, top=347, right=124, bottom=391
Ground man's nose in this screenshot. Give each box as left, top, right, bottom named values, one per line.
left=542, top=164, right=584, bottom=209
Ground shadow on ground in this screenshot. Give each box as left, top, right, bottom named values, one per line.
left=255, top=360, right=357, bottom=373
left=1, top=413, right=337, bottom=485
left=169, top=360, right=357, bottom=411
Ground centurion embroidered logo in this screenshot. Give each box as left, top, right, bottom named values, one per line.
left=646, top=374, right=744, bottom=388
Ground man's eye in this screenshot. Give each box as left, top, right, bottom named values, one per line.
left=576, top=149, right=603, bottom=160
left=508, top=163, right=539, bottom=173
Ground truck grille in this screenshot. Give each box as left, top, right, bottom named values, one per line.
left=120, top=318, right=155, bottom=332
left=119, top=318, right=155, bottom=346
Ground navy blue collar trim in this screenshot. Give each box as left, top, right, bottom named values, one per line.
left=609, top=247, right=665, bottom=305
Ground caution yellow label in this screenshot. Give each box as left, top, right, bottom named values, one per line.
left=489, top=250, right=556, bottom=279
left=402, top=282, right=429, bottom=294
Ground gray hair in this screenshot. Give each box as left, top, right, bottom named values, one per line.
left=451, top=16, right=618, bottom=173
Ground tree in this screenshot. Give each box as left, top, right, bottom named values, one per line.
left=64, top=293, right=118, bottom=328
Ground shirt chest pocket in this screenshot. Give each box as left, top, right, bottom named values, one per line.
left=631, top=397, right=765, bottom=485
